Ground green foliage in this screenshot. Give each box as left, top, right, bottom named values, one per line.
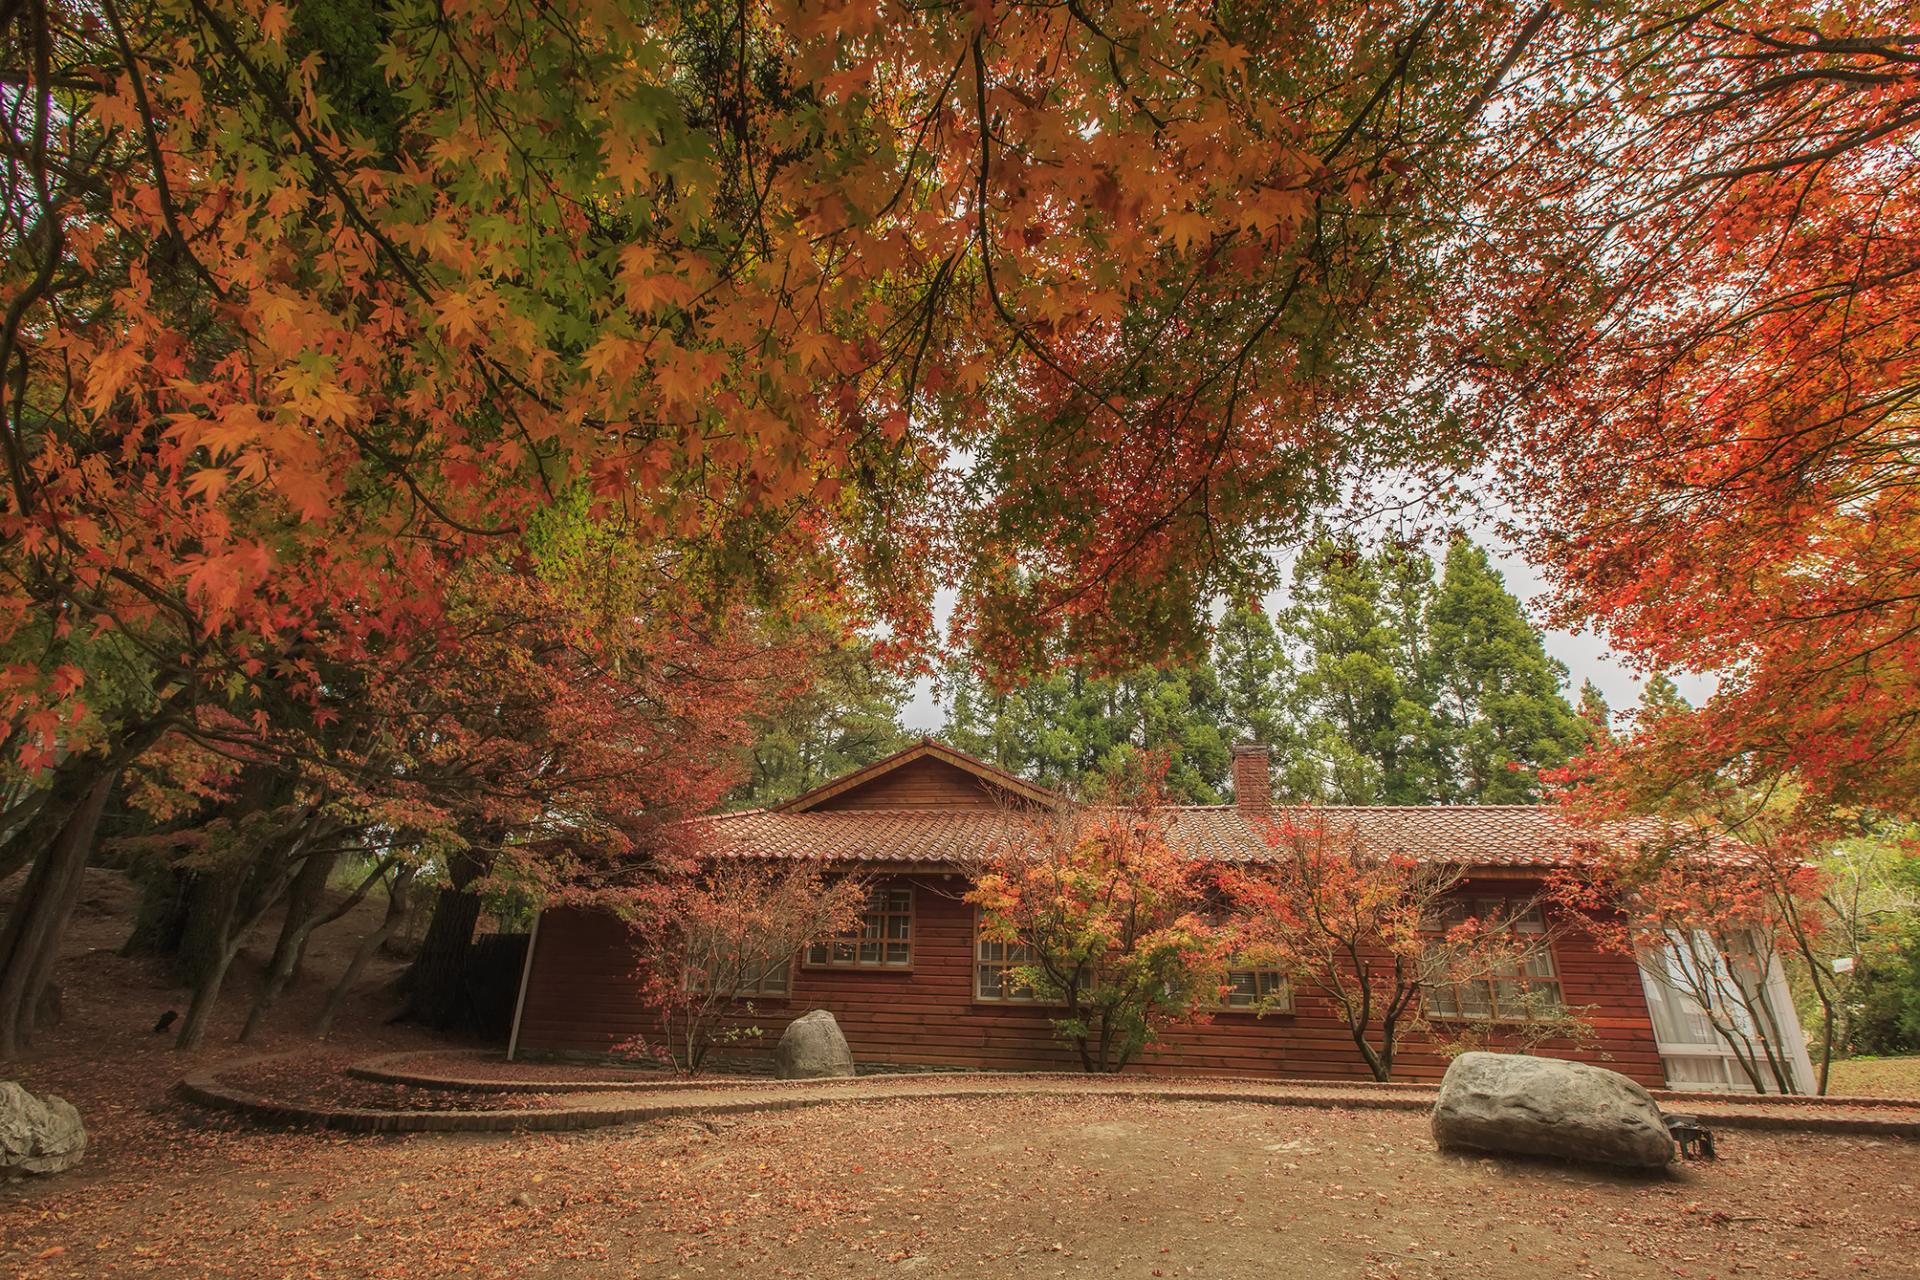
left=942, top=661, right=1232, bottom=803
left=1213, top=605, right=1316, bottom=801
left=1577, top=680, right=1614, bottom=745
left=944, top=537, right=1584, bottom=806
left=1426, top=539, right=1588, bottom=803
left=1285, top=536, right=1586, bottom=802
left=289, top=0, right=404, bottom=150
left=727, top=624, right=913, bottom=809
left=1283, top=539, right=1446, bottom=803
left=1635, top=672, right=1691, bottom=722
left=1829, top=835, right=1920, bottom=1057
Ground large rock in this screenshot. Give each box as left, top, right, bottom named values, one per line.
left=0, top=1081, right=86, bottom=1177
left=1431, top=1052, right=1674, bottom=1169
left=775, top=1009, right=854, bottom=1080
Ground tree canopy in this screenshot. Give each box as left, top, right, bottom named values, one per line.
left=944, top=537, right=1587, bottom=805
left=5, top=0, right=1920, bottom=1056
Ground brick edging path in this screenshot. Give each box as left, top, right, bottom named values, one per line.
left=179, top=1052, right=1920, bottom=1139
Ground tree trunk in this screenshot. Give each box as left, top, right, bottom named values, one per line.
left=173, top=938, right=241, bottom=1054
left=0, top=765, right=118, bottom=1057
left=1708, top=1016, right=1771, bottom=1094
left=1355, top=1031, right=1392, bottom=1083
left=402, top=847, right=494, bottom=1031
left=0, top=814, right=44, bottom=885
left=173, top=804, right=321, bottom=1053
left=120, top=862, right=195, bottom=961
left=238, top=847, right=341, bottom=1043
left=316, top=864, right=416, bottom=1038
left=175, top=864, right=249, bottom=987
left=1818, top=1002, right=1835, bottom=1097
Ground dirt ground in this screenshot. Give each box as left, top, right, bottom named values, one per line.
left=3, top=1094, right=1918, bottom=1279
left=3, top=870, right=1919, bottom=1279
left=0, top=865, right=458, bottom=1113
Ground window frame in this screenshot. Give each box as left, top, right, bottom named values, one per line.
left=1220, top=966, right=1294, bottom=1014
left=681, top=953, right=792, bottom=999
left=805, top=884, right=915, bottom=970
left=972, top=910, right=1042, bottom=1003
left=1421, top=897, right=1566, bottom=1023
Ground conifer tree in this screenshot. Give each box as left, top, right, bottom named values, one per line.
left=1636, top=672, right=1692, bottom=723
left=1212, top=605, right=1315, bottom=801
left=947, top=538, right=1585, bottom=807
left=942, top=663, right=1231, bottom=802
left=1283, top=540, right=1445, bottom=804
left=1578, top=680, right=1614, bottom=745
left=1427, top=539, right=1588, bottom=803
left=729, top=628, right=914, bottom=809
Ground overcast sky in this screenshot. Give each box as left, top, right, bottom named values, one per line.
left=899, top=533, right=1713, bottom=735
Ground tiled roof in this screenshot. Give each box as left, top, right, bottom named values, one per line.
left=695, top=802, right=1700, bottom=870
left=1164, top=805, right=1698, bottom=868
left=697, top=809, right=1016, bottom=864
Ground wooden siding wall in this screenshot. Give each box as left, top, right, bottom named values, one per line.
left=515, top=872, right=1667, bottom=1087
left=808, top=757, right=1008, bottom=809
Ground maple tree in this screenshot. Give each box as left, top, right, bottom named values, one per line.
left=1460, top=3, right=1920, bottom=825
left=255, top=554, right=800, bottom=1046
left=631, top=859, right=866, bottom=1072
left=1554, top=741, right=1871, bottom=1094
left=968, top=760, right=1226, bottom=1072
left=0, top=0, right=1589, bottom=1056
left=1221, top=812, right=1578, bottom=1082
left=1551, top=828, right=1818, bottom=1095
left=29, top=518, right=801, bottom=1052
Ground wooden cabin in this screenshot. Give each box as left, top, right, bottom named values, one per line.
left=509, top=739, right=1812, bottom=1090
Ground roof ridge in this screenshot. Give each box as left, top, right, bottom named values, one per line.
left=733, top=806, right=1009, bottom=815
left=716, top=801, right=1587, bottom=817
left=1307, top=802, right=1555, bottom=812
left=1160, top=802, right=1565, bottom=813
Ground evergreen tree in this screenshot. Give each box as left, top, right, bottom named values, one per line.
left=947, top=537, right=1587, bottom=808
left=1578, top=679, right=1614, bottom=743
left=728, top=633, right=913, bottom=809
left=943, top=666, right=1091, bottom=788
left=1636, top=671, right=1691, bottom=721
left=1283, top=539, right=1445, bottom=804
left=942, top=661, right=1231, bottom=802
left=1427, top=539, right=1588, bottom=803
left=1214, top=604, right=1289, bottom=745
left=1212, top=605, right=1315, bottom=801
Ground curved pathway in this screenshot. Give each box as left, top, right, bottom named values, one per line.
left=179, top=1049, right=1920, bottom=1137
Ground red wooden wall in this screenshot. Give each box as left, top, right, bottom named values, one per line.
left=513, top=870, right=1667, bottom=1087
left=804, top=755, right=1007, bottom=809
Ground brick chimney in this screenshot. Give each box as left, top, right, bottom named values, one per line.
left=1231, top=742, right=1271, bottom=811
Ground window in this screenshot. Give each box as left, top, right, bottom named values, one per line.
left=975, top=927, right=1038, bottom=1001
left=680, top=925, right=793, bottom=998
left=1223, top=968, right=1292, bottom=1012
left=1423, top=899, right=1565, bottom=1021
left=683, top=955, right=791, bottom=997
left=807, top=886, right=913, bottom=968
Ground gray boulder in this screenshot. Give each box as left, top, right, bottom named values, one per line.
left=775, top=1009, right=854, bottom=1080
left=1, top=1081, right=86, bottom=1177
left=1432, top=1052, right=1674, bottom=1169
